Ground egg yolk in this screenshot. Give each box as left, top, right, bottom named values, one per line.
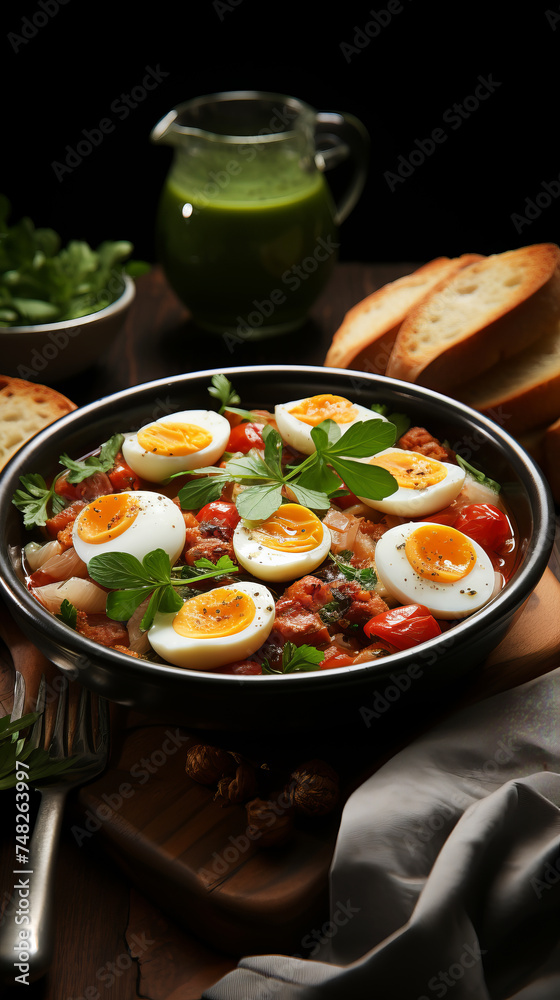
left=137, top=421, right=213, bottom=456
left=76, top=493, right=140, bottom=545
left=288, top=394, right=358, bottom=426
left=172, top=588, right=255, bottom=639
left=368, top=451, right=446, bottom=490
left=251, top=504, right=324, bottom=552
left=405, top=524, right=476, bottom=582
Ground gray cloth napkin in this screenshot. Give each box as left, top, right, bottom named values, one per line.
left=203, top=666, right=560, bottom=1000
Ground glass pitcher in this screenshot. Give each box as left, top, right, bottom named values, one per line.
left=150, top=91, right=369, bottom=339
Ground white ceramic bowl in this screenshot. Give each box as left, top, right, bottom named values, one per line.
left=0, top=275, right=135, bottom=382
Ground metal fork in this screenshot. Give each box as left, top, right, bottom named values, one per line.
left=0, top=671, right=110, bottom=984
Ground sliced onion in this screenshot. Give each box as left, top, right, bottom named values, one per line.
left=39, top=546, right=88, bottom=581
left=24, top=539, right=62, bottom=571
left=33, top=578, right=107, bottom=614
left=127, top=596, right=151, bottom=655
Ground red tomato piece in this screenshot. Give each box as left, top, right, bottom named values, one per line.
left=333, top=490, right=360, bottom=510
left=218, top=660, right=262, bottom=675
left=452, top=503, right=511, bottom=552
left=108, top=455, right=141, bottom=492
left=28, top=569, right=56, bottom=589
left=226, top=422, right=265, bottom=453
left=364, top=604, right=442, bottom=650
left=320, top=648, right=355, bottom=670
left=195, top=500, right=241, bottom=531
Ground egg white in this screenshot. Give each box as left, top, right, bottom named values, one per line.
left=374, top=521, right=496, bottom=619
left=72, top=491, right=186, bottom=566
left=232, top=506, right=332, bottom=582
left=122, top=409, right=231, bottom=482
left=147, top=581, right=275, bottom=670
left=356, top=448, right=465, bottom=517
left=274, top=395, right=389, bottom=455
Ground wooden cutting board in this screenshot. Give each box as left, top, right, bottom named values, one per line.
left=2, top=567, right=560, bottom=962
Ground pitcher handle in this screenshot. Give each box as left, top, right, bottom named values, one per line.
left=314, top=111, right=370, bottom=225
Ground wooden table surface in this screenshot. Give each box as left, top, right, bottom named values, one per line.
left=1, top=262, right=558, bottom=1000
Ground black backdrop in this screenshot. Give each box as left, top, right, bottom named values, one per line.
left=2, top=0, right=559, bottom=266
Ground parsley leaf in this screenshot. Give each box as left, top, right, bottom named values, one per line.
left=87, top=548, right=239, bottom=631
left=12, top=473, right=65, bottom=529
left=208, top=373, right=241, bottom=412
left=329, top=550, right=377, bottom=589
left=59, top=433, right=124, bottom=484
left=56, top=599, right=78, bottom=629
left=456, top=454, right=501, bottom=493
left=262, top=641, right=324, bottom=674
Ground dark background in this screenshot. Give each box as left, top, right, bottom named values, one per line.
left=2, top=0, right=559, bottom=265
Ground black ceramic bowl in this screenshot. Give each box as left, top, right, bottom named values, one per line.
left=0, top=366, right=554, bottom=733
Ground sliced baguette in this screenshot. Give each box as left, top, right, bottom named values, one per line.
left=324, top=254, right=483, bottom=373
left=386, top=243, right=560, bottom=389
left=453, top=322, right=560, bottom=435
left=0, top=375, right=76, bottom=471
left=517, top=417, right=560, bottom=504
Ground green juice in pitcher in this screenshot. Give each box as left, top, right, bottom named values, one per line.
left=155, top=158, right=339, bottom=336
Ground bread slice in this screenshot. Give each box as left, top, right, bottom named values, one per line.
left=0, top=375, right=76, bottom=471
left=386, top=243, right=560, bottom=389
left=517, top=417, right=560, bottom=504
left=324, top=254, right=483, bottom=373
left=453, top=322, right=560, bottom=435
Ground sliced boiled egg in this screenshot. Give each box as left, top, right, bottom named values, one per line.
left=72, top=491, right=186, bottom=566
left=274, top=393, right=388, bottom=455
left=122, top=410, right=230, bottom=482
left=147, top=581, right=275, bottom=670
left=356, top=448, right=465, bottom=516
left=374, top=521, right=496, bottom=619
left=232, top=502, right=331, bottom=582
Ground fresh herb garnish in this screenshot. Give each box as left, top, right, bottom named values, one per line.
left=329, top=550, right=377, bottom=589
left=456, top=454, right=501, bottom=493
left=370, top=403, right=411, bottom=439
left=87, top=549, right=238, bottom=631
left=59, top=433, right=124, bottom=484
left=262, top=641, right=324, bottom=674
left=0, top=711, right=77, bottom=790
left=178, top=415, right=398, bottom=521
left=318, top=591, right=352, bottom=625
left=0, top=195, right=149, bottom=327
left=12, top=473, right=65, bottom=529
left=56, top=599, right=78, bottom=629
left=207, top=373, right=275, bottom=424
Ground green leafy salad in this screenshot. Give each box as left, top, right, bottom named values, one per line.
left=0, top=195, right=149, bottom=326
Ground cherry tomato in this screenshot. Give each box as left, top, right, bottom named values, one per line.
left=196, top=500, right=241, bottom=531
left=452, top=503, right=511, bottom=552
left=333, top=489, right=360, bottom=510
left=226, top=422, right=265, bottom=453
left=364, top=604, right=442, bottom=650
